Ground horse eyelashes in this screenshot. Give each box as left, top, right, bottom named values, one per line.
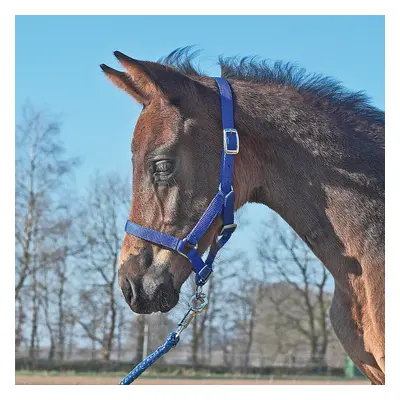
left=150, top=159, right=176, bottom=183
left=154, top=160, right=173, bottom=173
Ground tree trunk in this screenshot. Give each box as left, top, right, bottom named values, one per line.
left=67, top=322, right=75, bottom=361
left=48, top=338, right=55, bottom=361
left=57, top=259, right=66, bottom=361
left=29, top=272, right=39, bottom=367
left=91, top=320, right=97, bottom=360
left=15, top=196, right=34, bottom=300
left=316, top=269, right=329, bottom=369
left=243, top=308, right=255, bottom=372
left=103, top=268, right=117, bottom=361
left=43, top=301, right=56, bottom=361
left=41, top=269, right=56, bottom=362
left=231, top=341, right=236, bottom=370
left=196, top=296, right=209, bottom=367
left=308, top=336, right=322, bottom=370
left=15, top=297, right=25, bottom=354
left=191, top=316, right=199, bottom=367
left=207, top=326, right=213, bottom=365
left=91, top=339, right=96, bottom=360
left=117, top=311, right=124, bottom=361
left=206, top=276, right=214, bottom=365
left=134, top=315, right=146, bottom=365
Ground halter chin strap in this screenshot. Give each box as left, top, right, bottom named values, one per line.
left=124, top=77, right=239, bottom=286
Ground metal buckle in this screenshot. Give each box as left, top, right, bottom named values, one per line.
left=219, top=223, right=237, bottom=235
left=175, top=293, right=208, bottom=338
left=177, top=239, right=198, bottom=259
left=223, top=129, right=239, bottom=155
left=218, top=184, right=233, bottom=193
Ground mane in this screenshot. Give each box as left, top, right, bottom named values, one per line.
left=159, top=46, right=384, bottom=125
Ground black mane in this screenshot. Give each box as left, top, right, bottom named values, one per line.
left=159, top=46, right=384, bottom=125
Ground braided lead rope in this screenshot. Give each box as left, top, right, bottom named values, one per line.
left=119, top=332, right=180, bottom=385
left=119, top=292, right=208, bottom=385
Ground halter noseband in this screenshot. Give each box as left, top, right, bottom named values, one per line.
left=124, top=77, right=239, bottom=286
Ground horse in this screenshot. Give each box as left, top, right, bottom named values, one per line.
left=100, top=47, right=385, bottom=384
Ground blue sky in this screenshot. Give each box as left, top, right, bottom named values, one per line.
left=15, top=16, right=385, bottom=282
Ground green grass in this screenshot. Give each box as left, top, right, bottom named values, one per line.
left=15, top=369, right=366, bottom=381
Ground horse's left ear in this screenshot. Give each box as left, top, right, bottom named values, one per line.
left=113, top=51, right=199, bottom=105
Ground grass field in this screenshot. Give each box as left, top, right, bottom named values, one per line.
left=15, top=372, right=369, bottom=385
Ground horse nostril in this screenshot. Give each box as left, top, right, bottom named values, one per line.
left=121, top=277, right=136, bottom=306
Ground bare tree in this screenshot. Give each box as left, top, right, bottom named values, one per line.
left=65, top=312, right=77, bottom=361
left=257, top=216, right=333, bottom=368
left=215, top=310, right=235, bottom=369
left=78, top=172, right=130, bottom=361
left=230, top=279, right=266, bottom=372
left=39, top=267, right=56, bottom=361
left=190, top=284, right=210, bottom=367
left=34, top=208, right=86, bottom=362
left=15, top=105, right=79, bottom=297
left=116, top=303, right=127, bottom=361
left=187, top=251, right=239, bottom=368
left=15, top=104, right=80, bottom=357
left=77, top=288, right=103, bottom=360
left=133, top=314, right=146, bottom=365
left=28, top=259, right=39, bottom=364
left=15, top=291, right=25, bottom=353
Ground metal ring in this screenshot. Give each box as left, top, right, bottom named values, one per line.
left=189, top=293, right=208, bottom=312
left=177, top=239, right=198, bottom=259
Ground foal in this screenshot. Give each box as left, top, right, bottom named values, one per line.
left=101, top=49, right=385, bottom=384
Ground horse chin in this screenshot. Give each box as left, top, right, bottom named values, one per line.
left=158, top=303, right=176, bottom=314
left=130, top=300, right=177, bottom=315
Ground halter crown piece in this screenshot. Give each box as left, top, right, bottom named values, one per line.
left=124, top=77, right=239, bottom=286
left=119, top=77, right=239, bottom=385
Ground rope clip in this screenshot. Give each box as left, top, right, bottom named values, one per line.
left=175, top=292, right=208, bottom=338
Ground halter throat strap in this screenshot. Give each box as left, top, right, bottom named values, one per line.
left=124, top=77, right=239, bottom=286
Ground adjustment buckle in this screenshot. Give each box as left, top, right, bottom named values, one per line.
left=219, top=223, right=237, bottom=235
left=223, top=129, right=239, bottom=155
left=196, top=264, right=213, bottom=286
left=177, top=239, right=198, bottom=259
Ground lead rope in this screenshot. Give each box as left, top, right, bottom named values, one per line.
left=119, top=289, right=208, bottom=385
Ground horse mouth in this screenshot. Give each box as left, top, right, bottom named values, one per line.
left=129, top=286, right=180, bottom=315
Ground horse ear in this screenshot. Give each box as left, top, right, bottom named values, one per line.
left=100, top=64, right=150, bottom=104
left=112, top=51, right=198, bottom=105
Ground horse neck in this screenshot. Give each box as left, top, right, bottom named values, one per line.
left=230, top=81, right=384, bottom=285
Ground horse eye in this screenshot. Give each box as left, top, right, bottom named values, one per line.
left=153, top=160, right=173, bottom=174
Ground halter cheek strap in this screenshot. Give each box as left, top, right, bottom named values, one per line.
left=124, top=77, right=239, bottom=286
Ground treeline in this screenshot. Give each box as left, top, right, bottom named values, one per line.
left=15, top=105, right=346, bottom=371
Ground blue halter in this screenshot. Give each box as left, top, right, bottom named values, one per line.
left=124, top=77, right=239, bottom=286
